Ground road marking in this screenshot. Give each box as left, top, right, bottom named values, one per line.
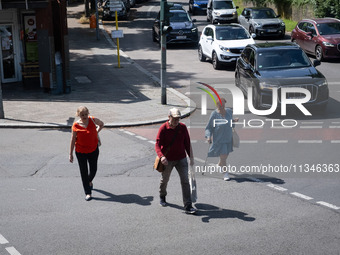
left=148, top=140, right=156, bottom=145
left=331, top=140, right=340, bottom=143
left=5, top=247, right=21, bottom=255
left=316, top=201, right=340, bottom=210
left=299, top=126, right=323, bottom=129
left=135, top=136, right=147, bottom=140
left=267, top=184, right=288, bottom=192
left=300, top=121, right=323, bottom=125
left=290, top=192, right=313, bottom=200
left=0, top=234, right=9, bottom=244
left=240, top=140, right=258, bottom=144
left=298, top=140, right=322, bottom=144
left=329, top=126, right=340, bottom=128
left=266, top=140, right=288, bottom=144
left=123, top=131, right=135, bottom=136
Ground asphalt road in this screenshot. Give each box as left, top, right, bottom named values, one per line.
left=0, top=128, right=339, bottom=255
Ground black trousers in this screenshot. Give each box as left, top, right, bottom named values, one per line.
left=76, top=147, right=99, bottom=195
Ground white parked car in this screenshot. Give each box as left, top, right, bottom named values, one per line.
left=198, top=24, right=255, bottom=69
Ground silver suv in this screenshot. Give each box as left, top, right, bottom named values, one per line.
left=238, top=7, right=285, bottom=38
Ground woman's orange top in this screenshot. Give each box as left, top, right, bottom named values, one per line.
left=72, top=117, right=98, bottom=153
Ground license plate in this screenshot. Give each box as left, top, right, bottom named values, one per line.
left=267, top=29, right=277, bottom=33
left=176, top=36, right=187, bottom=39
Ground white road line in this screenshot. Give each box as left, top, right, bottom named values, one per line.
left=123, top=131, right=135, bottom=136
left=290, top=192, right=313, bottom=200
left=329, top=126, right=340, bottom=128
left=240, top=140, right=258, bottom=144
left=331, top=140, right=340, bottom=143
left=135, top=136, right=147, bottom=141
left=267, top=184, right=288, bottom=192
left=5, top=247, right=21, bottom=255
left=299, top=126, right=323, bottom=129
left=0, top=234, right=9, bottom=244
left=298, top=140, right=322, bottom=144
left=148, top=140, right=156, bottom=145
left=266, top=140, right=288, bottom=144
left=300, top=121, right=323, bottom=125
left=316, top=201, right=340, bottom=210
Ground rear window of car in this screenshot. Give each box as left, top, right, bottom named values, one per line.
left=257, top=49, right=311, bottom=70
left=170, top=12, right=191, bottom=22
left=317, top=23, right=340, bottom=35
left=216, top=27, right=250, bottom=40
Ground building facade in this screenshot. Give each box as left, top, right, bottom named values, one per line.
left=0, top=0, right=70, bottom=93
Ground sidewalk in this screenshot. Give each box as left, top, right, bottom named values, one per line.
left=0, top=3, right=195, bottom=128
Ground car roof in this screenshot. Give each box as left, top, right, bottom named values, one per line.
left=170, top=3, right=184, bottom=10
left=244, top=7, right=274, bottom=11
left=299, top=18, right=340, bottom=24
left=207, top=24, right=243, bottom=29
left=248, top=42, right=301, bottom=52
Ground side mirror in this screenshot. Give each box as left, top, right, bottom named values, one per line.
left=306, top=32, right=313, bottom=38
left=276, top=15, right=281, bottom=18
left=192, top=19, right=197, bottom=22
left=251, top=33, right=256, bottom=38
left=236, top=6, right=239, bottom=9
left=313, top=59, right=321, bottom=67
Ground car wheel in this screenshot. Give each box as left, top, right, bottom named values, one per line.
left=252, top=86, right=261, bottom=109
left=198, top=45, right=206, bottom=62
left=315, top=45, right=323, bottom=61
left=212, top=51, right=221, bottom=70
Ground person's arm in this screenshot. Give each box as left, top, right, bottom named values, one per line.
left=205, top=111, right=215, bottom=143
left=69, top=128, right=77, bottom=163
left=93, top=117, right=104, bottom=133
left=183, top=125, right=194, bottom=165
left=155, top=124, right=168, bottom=165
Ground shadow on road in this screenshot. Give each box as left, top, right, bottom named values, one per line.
left=166, top=202, right=256, bottom=223
left=92, top=188, right=153, bottom=206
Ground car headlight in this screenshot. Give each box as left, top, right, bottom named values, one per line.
left=322, top=41, right=335, bottom=47
left=219, top=45, right=230, bottom=52
left=191, top=27, right=197, bottom=33
left=280, top=22, right=285, bottom=27
left=214, top=11, right=221, bottom=16
left=317, top=79, right=328, bottom=87
left=193, top=3, right=199, bottom=7
left=254, top=22, right=262, bottom=28
left=259, top=81, right=279, bottom=90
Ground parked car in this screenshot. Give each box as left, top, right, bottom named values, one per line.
left=291, top=18, right=340, bottom=61
left=207, top=0, right=238, bottom=24
left=102, top=0, right=129, bottom=20
left=238, top=7, right=285, bottom=38
left=152, top=8, right=198, bottom=45
left=189, top=0, right=209, bottom=15
left=198, top=24, right=255, bottom=69
left=235, top=43, right=329, bottom=111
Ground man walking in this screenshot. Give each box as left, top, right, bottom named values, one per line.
left=155, top=108, right=197, bottom=214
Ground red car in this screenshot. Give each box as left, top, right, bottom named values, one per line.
left=291, top=18, right=340, bottom=61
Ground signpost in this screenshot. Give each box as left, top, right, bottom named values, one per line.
left=109, top=0, right=123, bottom=68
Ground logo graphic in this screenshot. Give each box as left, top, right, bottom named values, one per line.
left=197, top=82, right=312, bottom=116
left=196, top=82, right=222, bottom=115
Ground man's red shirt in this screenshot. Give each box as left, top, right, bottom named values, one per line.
left=155, top=121, right=191, bottom=161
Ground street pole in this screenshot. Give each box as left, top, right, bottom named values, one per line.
left=160, top=0, right=166, bottom=105
left=0, top=33, right=4, bottom=118
left=160, top=29, right=167, bottom=105
left=95, top=0, right=99, bottom=40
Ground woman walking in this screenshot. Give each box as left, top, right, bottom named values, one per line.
left=205, top=98, right=238, bottom=181
left=69, top=106, right=104, bottom=201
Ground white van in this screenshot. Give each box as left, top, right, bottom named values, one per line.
left=207, top=0, right=238, bottom=24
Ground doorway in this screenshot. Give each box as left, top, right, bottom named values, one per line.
left=0, top=24, right=18, bottom=83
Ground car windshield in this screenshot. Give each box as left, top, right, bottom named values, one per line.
left=257, top=49, right=311, bottom=70
left=317, top=23, right=340, bottom=35
left=252, top=9, right=277, bottom=19
left=170, top=12, right=191, bottom=22
left=213, top=1, right=234, bottom=10
left=216, top=27, right=250, bottom=40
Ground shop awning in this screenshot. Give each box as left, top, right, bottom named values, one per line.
left=0, top=0, right=49, bottom=10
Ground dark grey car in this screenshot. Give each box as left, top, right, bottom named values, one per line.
left=239, top=7, right=285, bottom=39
